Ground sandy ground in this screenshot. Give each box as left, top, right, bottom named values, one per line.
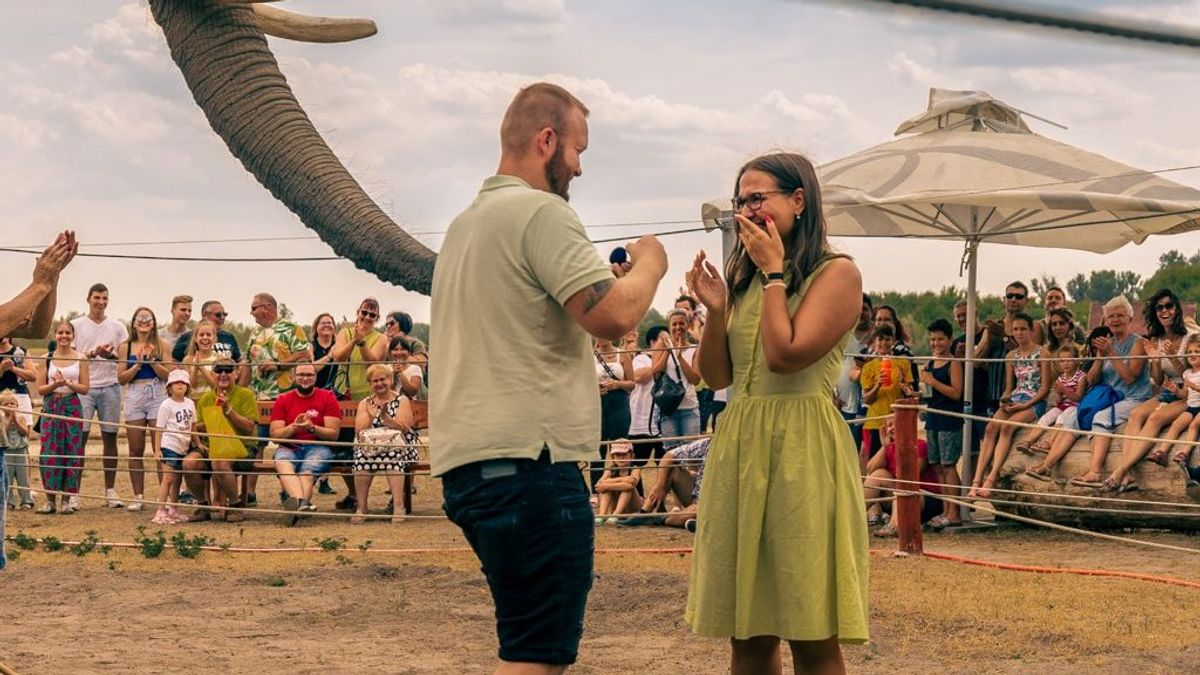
left=5, top=454, right=1200, bottom=674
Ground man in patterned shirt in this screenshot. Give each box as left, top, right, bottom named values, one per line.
left=245, top=292, right=312, bottom=504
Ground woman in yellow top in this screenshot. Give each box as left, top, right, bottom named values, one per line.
left=686, top=152, right=869, bottom=673
left=331, top=297, right=388, bottom=402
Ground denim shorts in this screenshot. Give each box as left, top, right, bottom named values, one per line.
left=79, top=383, right=122, bottom=433
left=160, top=448, right=185, bottom=471
left=926, top=429, right=963, bottom=466
left=441, top=449, right=594, bottom=666
left=274, top=445, right=334, bottom=475
left=125, top=379, right=166, bottom=421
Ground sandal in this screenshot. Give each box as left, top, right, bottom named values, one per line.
left=349, top=514, right=366, bottom=525
left=867, top=512, right=885, bottom=527
left=926, top=515, right=949, bottom=530
left=966, top=481, right=982, bottom=499
left=873, top=522, right=898, bottom=537
left=1024, top=465, right=1052, bottom=482
left=1148, top=449, right=1169, bottom=467
left=1069, top=473, right=1105, bottom=489
left=977, top=478, right=995, bottom=500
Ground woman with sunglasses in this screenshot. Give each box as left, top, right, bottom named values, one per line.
left=116, top=307, right=171, bottom=511
left=1103, top=288, right=1196, bottom=491
left=686, top=152, right=868, bottom=670
left=330, top=298, right=388, bottom=403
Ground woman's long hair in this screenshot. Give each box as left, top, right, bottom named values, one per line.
left=185, top=319, right=217, bottom=361
left=1045, top=307, right=1077, bottom=352
left=724, top=152, right=843, bottom=302
left=1143, top=288, right=1186, bottom=339
left=876, top=305, right=910, bottom=344
left=125, top=306, right=161, bottom=359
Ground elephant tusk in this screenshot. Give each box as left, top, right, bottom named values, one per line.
left=251, top=5, right=377, bottom=43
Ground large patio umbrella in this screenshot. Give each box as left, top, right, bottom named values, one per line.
left=818, top=87, right=1200, bottom=487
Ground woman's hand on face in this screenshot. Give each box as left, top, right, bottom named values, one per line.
left=734, top=214, right=784, bottom=275
left=687, top=251, right=727, bottom=314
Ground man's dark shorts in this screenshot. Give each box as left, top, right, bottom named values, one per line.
left=441, top=449, right=594, bottom=666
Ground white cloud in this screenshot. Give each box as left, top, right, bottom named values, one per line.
left=888, top=51, right=938, bottom=86
left=429, top=0, right=565, bottom=27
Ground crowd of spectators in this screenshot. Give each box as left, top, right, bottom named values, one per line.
left=5, top=277, right=1200, bottom=533
left=839, top=282, right=1200, bottom=535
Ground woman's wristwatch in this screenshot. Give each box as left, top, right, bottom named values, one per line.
left=760, top=270, right=785, bottom=286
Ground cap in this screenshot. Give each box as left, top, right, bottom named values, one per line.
left=167, top=369, right=191, bottom=387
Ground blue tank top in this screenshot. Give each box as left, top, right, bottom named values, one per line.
left=1103, top=334, right=1153, bottom=402
left=126, top=352, right=159, bottom=381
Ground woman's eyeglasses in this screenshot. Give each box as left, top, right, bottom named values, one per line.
left=731, top=190, right=788, bottom=211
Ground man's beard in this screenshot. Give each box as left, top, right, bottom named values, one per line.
left=545, top=143, right=573, bottom=201
left=296, top=384, right=314, bottom=396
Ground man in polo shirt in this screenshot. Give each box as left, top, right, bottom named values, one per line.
left=431, top=82, right=667, bottom=672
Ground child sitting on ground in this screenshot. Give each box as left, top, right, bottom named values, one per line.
left=863, top=419, right=943, bottom=535
left=1022, top=344, right=1087, bottom=458
left=152, top=370, right=202, bottom=524
left=860, top=325, right=912, bottom=464
left=594, top=441, right=642, bottom=524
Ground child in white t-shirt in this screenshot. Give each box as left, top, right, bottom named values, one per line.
left=152, top=370, right=201, bottom=524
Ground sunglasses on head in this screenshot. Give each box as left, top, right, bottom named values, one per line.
left=212, top=365, right=235, bottom=375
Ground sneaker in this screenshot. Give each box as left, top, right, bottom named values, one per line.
left=20, top=502, right=34, bottom=510
left=334, top=495, right=357, bottom=511
left=36, top=503, right=56, bottom=515
left=317, top=478, right=336, bottom=495
left=177, top=490, right=196, bottom=505
left=59, top=504, right=76, bottom=515
left=224, top=501, right=245, bottom=523
left=126, top=495, right=145, bottom=512
left=279, top=490, right=288, bottom=507
left=282, top=497, right=302, bottom=527
left=300, top=500, right=317, bottom=512
left=245, top=493, right=258, bottom=507
left=105, top=489, right=124, bottom=508
left=67, top=495, right=81, bottom=510
left=684, top=518, right=697, bottom=533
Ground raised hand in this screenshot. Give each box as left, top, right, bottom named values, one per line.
left=624, top=235, right=668, bottom=277
left=32, top=230, right=78, bottom=285
left=734, top=214, right=784, bottom=275
left=687, top=250, right=727, bottom=314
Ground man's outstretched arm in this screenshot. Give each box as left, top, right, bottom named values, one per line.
left=1, top=231, right=77, bottom=338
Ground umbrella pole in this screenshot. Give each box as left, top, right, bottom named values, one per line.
left=961, top=237, right=979, bottom=519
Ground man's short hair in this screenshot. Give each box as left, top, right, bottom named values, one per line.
left=953, top=299, right=970, bottom=311
left=862, top=293, right=873, bottom=309
left=253, top=292, right=277, bottom=308
left=499, top=82, right=589, bottom=158
left=1006, top=280, right=1029, bottom=296
left=675, top=295, right=698, bottom=311
left=201, top=300, right=222, bottom=315
left=388, top=311, right=413, bottom=334
left=292, top=360, right=316, bottom=373
left=927, top=318, right=954, bottom=337
left=171, top=295, right=193, bottom=309
left=871, top=325, right=896, bottom=341
left=87, top=283, right=108, bottom=297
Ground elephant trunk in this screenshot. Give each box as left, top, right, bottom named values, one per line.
left=147, top=0, right=435, bottom=294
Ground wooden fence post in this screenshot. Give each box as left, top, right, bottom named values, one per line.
left=893, top=397, right=924, bottom=556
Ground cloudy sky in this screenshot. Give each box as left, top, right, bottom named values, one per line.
left=4, top=0, right=1200, bottom=327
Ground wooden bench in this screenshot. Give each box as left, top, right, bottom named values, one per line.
left=248, top=399, right=430, bottom=515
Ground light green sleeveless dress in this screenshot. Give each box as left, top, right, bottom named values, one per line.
left=685, top=261, right=870, bottom=643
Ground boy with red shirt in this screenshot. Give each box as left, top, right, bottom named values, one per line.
left=269, top=362, right=341, bottom=525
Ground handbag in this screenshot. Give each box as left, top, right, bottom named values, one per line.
left=651, top=350, right=686, bottom=416
left=355, top=396, right=419, bottom=462
left=1076, top=383, right=1124, bottom=431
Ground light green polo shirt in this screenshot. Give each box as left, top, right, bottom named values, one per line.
left=429, top=175, right=614, bottom=475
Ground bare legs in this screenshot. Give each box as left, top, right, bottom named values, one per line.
left=1106, top=400, right=1184, bottom=487
left=126, top=419, right=149, bottom=496
left=353, top=471, right=407, bottom=523
left=731, top=635, right=845, bottom=675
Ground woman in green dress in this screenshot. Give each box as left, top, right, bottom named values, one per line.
left=685, top=152, right=869, bottom=674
